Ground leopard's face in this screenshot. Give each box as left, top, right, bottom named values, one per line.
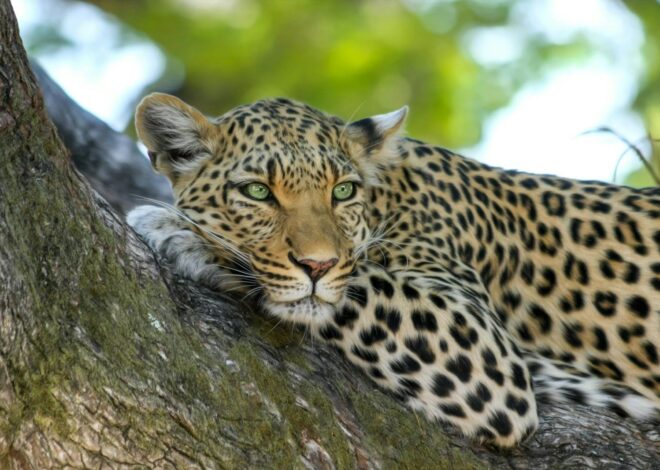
left=135, top=94, right=406, bottom=323
left=183, top=130, right=371, bottom=322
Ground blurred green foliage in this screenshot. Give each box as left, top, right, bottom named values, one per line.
left=25, top=0, right=660, bottom=184
left=623, top=0, right=660, bottom=186
left=84, top=0, right=608, bottom=146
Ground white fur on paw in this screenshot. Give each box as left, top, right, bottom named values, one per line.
left=127, top=205, right=230, bottom=289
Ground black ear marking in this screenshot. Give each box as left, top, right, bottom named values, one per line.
left=347, top=106, right=408, bottom=156
left=349, top=117, right=383, bottom=155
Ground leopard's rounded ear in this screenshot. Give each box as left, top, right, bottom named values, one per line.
left=344, top=106, right=408, bottom=184
left=135, top=93, right=214, bottom=180
left=346, top=106, right=408, bottom=152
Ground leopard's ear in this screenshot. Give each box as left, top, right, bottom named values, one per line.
left=135, top=93, right=215, bottom=181
left=344, top=106, right=408, bottom=184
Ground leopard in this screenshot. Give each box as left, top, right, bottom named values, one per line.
left=127, top=92, right=659, bottom=448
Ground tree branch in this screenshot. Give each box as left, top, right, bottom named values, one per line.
left=0, top=1, right=657, bottom=468
left=30, top=61, right=173, bottom=215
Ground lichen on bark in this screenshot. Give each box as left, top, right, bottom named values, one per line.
left=0, top=0, right=658, bottom=468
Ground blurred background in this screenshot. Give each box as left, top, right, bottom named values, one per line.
left=14, top=0, right=660, bottom=187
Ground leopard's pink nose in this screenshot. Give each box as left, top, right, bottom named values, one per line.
left=289, top=253, right=338, bottom=282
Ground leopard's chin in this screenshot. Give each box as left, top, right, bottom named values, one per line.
left=264, top=296, right=336, bottom=325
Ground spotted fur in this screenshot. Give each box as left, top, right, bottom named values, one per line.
left=127, top=93, right=660, bottom=447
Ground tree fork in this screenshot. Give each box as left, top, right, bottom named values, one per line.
left=0, top=1, right=657, bottom=468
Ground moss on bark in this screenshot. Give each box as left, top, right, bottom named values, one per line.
left=1, top=1, right=658, bottom=468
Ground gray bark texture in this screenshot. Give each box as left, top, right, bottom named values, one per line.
left=0, top=1, right=658, bottom=468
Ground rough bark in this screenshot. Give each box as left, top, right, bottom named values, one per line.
left=0, top=1, right=657, bottom=468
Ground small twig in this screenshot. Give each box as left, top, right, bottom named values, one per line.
left=581, top=126, right=660, bottom=185
left=611, top=135, right=657, bottom=184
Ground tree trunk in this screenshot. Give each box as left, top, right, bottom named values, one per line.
left=0, top=2, right=657, bottom=468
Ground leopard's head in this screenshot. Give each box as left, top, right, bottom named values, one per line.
left=136, top=93, right=406, bottom=323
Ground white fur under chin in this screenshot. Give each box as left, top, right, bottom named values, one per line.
left=264, top=297, right=335, bottom=325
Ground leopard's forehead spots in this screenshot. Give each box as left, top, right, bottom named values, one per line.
left=206, top=98, right=361, bottom=194
left=218, top=98, right=344, bottom=149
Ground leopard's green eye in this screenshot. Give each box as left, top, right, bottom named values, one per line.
left=242, top=182, right=271, bottom=201
left=332, top=182, right=355, bottom=201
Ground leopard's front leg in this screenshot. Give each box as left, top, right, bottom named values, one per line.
left=127, top=205, right=239, bottom=290
left=314, top=262, right=539, bottom=447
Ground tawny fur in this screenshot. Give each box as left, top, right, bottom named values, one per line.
left=128, top=94, right=660, bottom=447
